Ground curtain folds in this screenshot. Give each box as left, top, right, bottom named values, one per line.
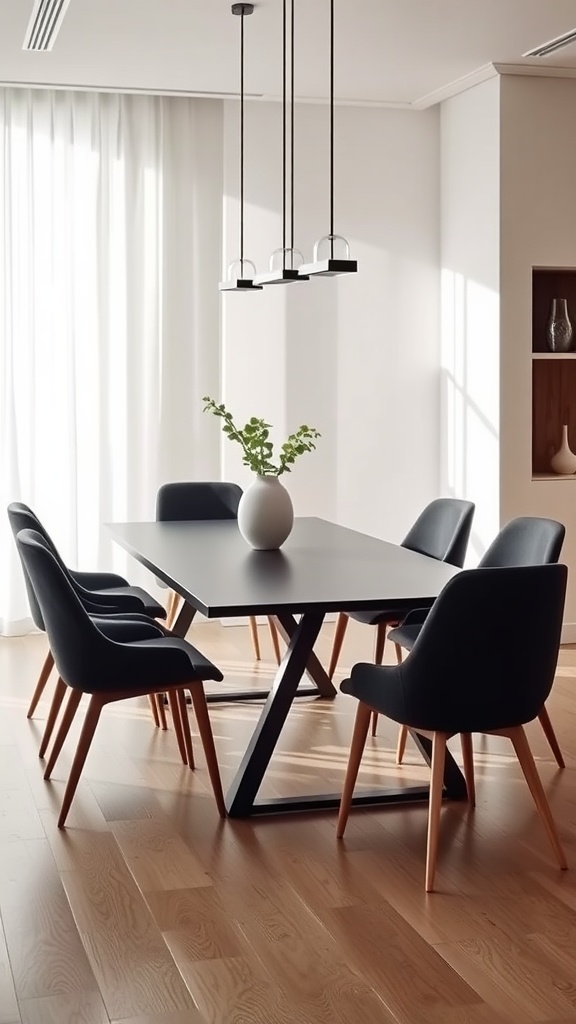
left=0, top=89, right=223, bottom=634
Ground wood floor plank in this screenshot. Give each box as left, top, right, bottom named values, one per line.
left=421, top=1006, right=520, bottom=1024
left=146, top=886, right=243, bottom=960
left=110, top=1012, right=206, bottom=1024
left=206, top=876, right=399, bottom=1022
left=346, top=848, right=576, bottom=945
left=110, top=819, right=210, bottom=891
left=18, top=991, right=109, bottom=1024
left=181, top=955, right=314, bottom=1024
left=0, top=914, right=20, bottom=1024
left=0, top=839, right=101, bottom=1001
left=435, top=936, right=576, bottom=1021
left=318, top=902, right=481, bottom=1022
left=58, top=832, right=198, bottom=1019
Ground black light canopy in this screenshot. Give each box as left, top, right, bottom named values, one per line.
left=219, top=3, right=262, bottom=292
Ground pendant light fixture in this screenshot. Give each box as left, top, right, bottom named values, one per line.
left=299, top=0, right=357, bottom=277
left=219, top=3, right=262, bottom=291
left=255, top=0, right=309, bottom=285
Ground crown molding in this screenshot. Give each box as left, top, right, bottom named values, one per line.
left=493, top=60, right=576, bottom=80
left=412, top=63, right=498, bottom=110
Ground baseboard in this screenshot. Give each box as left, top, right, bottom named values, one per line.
left=561, top=622, right=576, bottom=644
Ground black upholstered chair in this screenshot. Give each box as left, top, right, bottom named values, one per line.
left=156, top=481, right=281, bottom=663
left=389, top=516, right=566, bottom=767
left=7, top=502, right=167, bottom=718
left=337, top=563, right=568, bottom=892
left=10, top=516, right=171, bottom=752
left=16, top=528, right=226, bottom=827
left=328, top=498, right=475, bottom=729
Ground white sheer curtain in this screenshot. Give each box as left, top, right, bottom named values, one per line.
left=0, top=89, right=223, bottom=634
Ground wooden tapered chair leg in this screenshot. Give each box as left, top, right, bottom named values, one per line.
left=38, top=677, right=67, bottom=759
left=156, top=692, right=168, bottom=730
left=336, top=701, right=372, bottom=838
left=394, top=645, right=407, bottom=757
left=57, top=694, right=106, bottom=828
left=165, top=589, right=181, bottom=630
left=148, top=693, right=160, bottom=728
left=189, top=683, right=226, bottom=818
left=268, top=616, right=282, bottom=665
left=374, top=622, right=387, bottom=665
left=373, top=630, right=402, bottom=739
left=27, top=649, right=55, bottom=718
left=537, top=704, right=565, bottom=769
left=329, top=613, right=350, bottom=681
left=507, top=725, right=567, bottom=870
left=460, top=733, right=476, bottom=806
left=249, top=616, right=261, bottom=661
left=44, top=688, right=83, bottom=779
left=175, top=689, right=195, bottom=769
left=167, top=689, right=188, bottom=765
left=396, top=725, right=408, bottom=763
left=425, top=732, right=448, bottom=892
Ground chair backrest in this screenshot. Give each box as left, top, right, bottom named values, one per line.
left=401, top=563, right=567, bottom=734
left=15, top=529, right=114, bottom=688
left=479, top=516, right=565, bottom=568
left=401, top=498, right=475, bottom=568
left=156, top=482, right=243, bottom=522
left=7, top=501, right=138, bottom=615
left=15, top=528, right=193, bottom=692
left=7, top=503, right=46, bottom=629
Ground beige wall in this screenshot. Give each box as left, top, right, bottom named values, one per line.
left=500, top=75, right=576, bottom=634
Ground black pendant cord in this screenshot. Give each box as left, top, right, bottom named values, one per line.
left=329, top=0, right=334, bottom=258
left=239, top=8, right=245, bottom=267
left=282, top=0, right=287, bottom=269
left=290, top=0, right=295, bottom=269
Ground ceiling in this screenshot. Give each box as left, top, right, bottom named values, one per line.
left=4, top=0, right=576, bottom=108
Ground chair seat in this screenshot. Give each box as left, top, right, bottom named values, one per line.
left=387, top=622, right=422, bottom=650
left=92, top=585, right=166, bottom=619
left=92, top=617, right=166, bottom=642
left=347, top=607, right=417, bottom=627
left=72, top=569, right=132, bottom=589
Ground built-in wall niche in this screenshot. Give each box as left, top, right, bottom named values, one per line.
left=532, top=267, right=576, bottom=478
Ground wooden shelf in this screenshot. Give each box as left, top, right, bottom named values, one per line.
left=533, top=352, right=576, bottom=360
left=532, top=268, right=576, bottom=474
left=533, top=472, right=576, bottom=481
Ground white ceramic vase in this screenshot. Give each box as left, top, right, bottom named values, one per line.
left=550, top=424, right=576, bottom=475
left=238, top=475, right=294, bottom=550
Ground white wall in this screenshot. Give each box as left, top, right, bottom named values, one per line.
left=500, top=74, right=576, bottom=632
left=220, top=100, right=441, bottom=543
left=439, top=78, right=501, bottom=565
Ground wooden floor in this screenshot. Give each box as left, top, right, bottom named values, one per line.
left=1, top=618, right=576, bottom=1024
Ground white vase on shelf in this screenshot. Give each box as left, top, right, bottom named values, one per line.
left=550, top=424, right=576, bottom=475
left=238, top=475, right=294, bottom=550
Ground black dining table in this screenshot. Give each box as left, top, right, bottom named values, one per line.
left=108, top=516, right=467, bottom=816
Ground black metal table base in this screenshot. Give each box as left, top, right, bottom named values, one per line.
left=249, top=785, right=433, bottom=816
left=205, top=686, right=320, bottom=703
left=166, top=685, right=321, bottom=706
left=171, top=600, right=468, bottom=819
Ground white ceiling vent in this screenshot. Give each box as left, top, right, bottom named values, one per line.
left=524, top=27, right=576, bottom=58
left=23, top=0, right=72, bottom=52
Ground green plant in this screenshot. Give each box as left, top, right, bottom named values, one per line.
left=203, top=396, right=320, bottom=476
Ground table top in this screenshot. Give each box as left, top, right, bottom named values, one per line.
left=108, top=516, right=459, bottom=618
